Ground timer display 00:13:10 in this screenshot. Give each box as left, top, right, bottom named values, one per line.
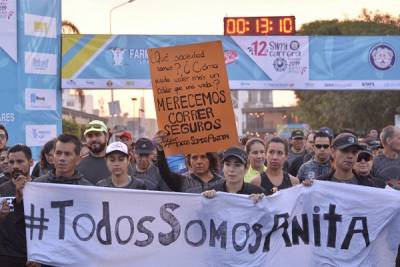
left=224, top=16, right=295, bottom=36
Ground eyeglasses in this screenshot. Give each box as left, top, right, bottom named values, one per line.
left=357, top=154, right=372, bottom=162
left=315, top=144, right=330, bottom=149
left=0, top=134, right=6, bottom=140
left=85, top=124, right=104, bottom=130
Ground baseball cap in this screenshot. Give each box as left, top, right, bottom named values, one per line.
left=366, top=139, right=383, bottom=149
left=291, top=130, right=305, bottom=139
left=222, top=146, right=247, bottom=165
left=84, top=120, right=108, bottom=136
left=106, top=141, right=129, bottom=156
left=319, top=127, right=334, bottom=139
left=134, top=138, right=155, bottom=154
left=119, top=131, right=132, bottom=141
left=358, top=143, right=373, bottom=157
left=332, top=133, right=363, bottom=150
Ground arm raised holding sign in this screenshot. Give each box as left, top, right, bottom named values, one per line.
left=154, top=130, right=224, bottom=193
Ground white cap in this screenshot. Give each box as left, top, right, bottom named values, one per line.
left=106, top=141, right=129, bottom=156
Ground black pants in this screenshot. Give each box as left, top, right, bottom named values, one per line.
left=396, top=245, right=400, bottom=267
left=0, top=255, right=27, bottom=267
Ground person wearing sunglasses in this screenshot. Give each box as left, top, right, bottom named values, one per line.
left=318, top=133, right=383, bottom=187
left=297, top=130, right=333, bottom=181
left=353, top=144, right=386, bottom=188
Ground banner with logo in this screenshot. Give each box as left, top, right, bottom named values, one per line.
left=24, top=182, right=400, bottom=267
left=62, top=35, right=400, bottom=90
left=0, top=0, right=17, bottom=62
left=0, top=0, right=61, bottom=159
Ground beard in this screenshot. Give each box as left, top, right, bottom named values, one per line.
left=89, top=141, right=107, bottom=154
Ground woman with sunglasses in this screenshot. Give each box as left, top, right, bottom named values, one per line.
left=353, top=144, right=386, bottom=188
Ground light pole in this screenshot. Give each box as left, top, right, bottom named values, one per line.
left=109, top=0, right=136, bottom=133
left=131, top=97, right=138, bottom=138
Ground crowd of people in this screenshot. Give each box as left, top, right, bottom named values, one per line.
left=0, top=121, right=399, bottom=266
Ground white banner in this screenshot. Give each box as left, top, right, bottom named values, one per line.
left=24, top=182, right=400, bottom=267
left=0, top=0, right=17, bottom=62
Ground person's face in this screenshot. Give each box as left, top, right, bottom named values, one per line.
left=313, top=137, right=331, bottom=163
left=85, top=131, right=107, bottom=154
left=291, top=137, right=305, bottom=151
left=353, top=152, right=373, bottom=176
left=189, top=153, right=210, bottom=176
left=305, top=134, right=315, bottom=153
left=0, top=151, right=9, bottom=173
left=223, top=157, right=246, bottom=184
left=266, top=142, right=287, bottom=170
left=388, top=129, right=400, bottom=152
left=248, top=142, right=265, bottom=169
left=333, top=146, right=358, bottom=172
left=134, top=152, right=152, bottom=171
left=54, top=141, right=81, bottom=176
left=369, top=129, right=378, bottom=139
left=106, top=152, right=129, bottom=177
left=118, top=136, right=132, bottom=148
left=0, top=129, right=7, bottom=150
left=45, top=149, right=54, bottom=165
left=8, top=151, right=32, bottom=179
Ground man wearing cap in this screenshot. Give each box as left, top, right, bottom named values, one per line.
left=318, top=133, right=380, bottom=187
left=77, top=120, right=111, bottom=185
left=203, top=146, right=264, bottom=196
left=131, top=137, right=170, bottom=191
left=96, top=142, right=146, bottom=190
left=372, top=125, right=400, bottom=189
left=117, top=131, right=133, bottom=150
left=297, top=130, right=333, bottom=181
left=286, top=129, right=306, bottom=176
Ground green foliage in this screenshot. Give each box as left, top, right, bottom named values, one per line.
left=62, top=119, right=81, bottom=138
left=295, top=10, right=400, bottom=135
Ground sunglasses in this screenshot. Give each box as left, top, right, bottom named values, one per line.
left=85, top=124, right=104, bottom=130
left=315, top=144, right=330, bottom=149
left=357, top=153, right=372, bottom=162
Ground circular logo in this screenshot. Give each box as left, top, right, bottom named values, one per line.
left=273, top=57, right=288, bottom=72
left=290, top=40, right=300, bottom=50
left=369, top=43, right=396, bottom=70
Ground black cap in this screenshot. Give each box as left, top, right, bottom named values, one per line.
left=366, top=139, right=383, bottom=149
left=332, top=133, right=363, bottom=150
left=134, top=138, right=155, bottom=154
left=319, top=127, right=334, bottom=139
left=358, top=143, right=373, bottom=157
left=291, top=130, right=305, bottom=139
left=222, top=146, right=247, bottom=165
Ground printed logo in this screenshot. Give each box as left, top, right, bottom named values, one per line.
left=361, top=82, right=375, bottom=88
left=24, top=14, right=56, bottom=38
left=369, top=43, right=396, bottom=71
left=290, top=40, right=300, bottom=50
left=224, top=50, right=239, bottom=64
left=25, top=88, right=57, bottom=110
left=25, top=52, right=57, bottom=75
left=106, top=80, right=113, bottom=87
left=273, top=57, right=288, bottom=72
left=0, top=1, right=15, bottom=20
left=110, top=48, right=125, bottom=65
left=26, top=125, right=57, bottom=147
left=348, top=137, right=355, bottom=144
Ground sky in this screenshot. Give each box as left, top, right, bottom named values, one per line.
left=62, top=0, right=400, bottom=118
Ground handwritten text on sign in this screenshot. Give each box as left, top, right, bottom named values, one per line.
left=148, top=41, right=238, bottom=155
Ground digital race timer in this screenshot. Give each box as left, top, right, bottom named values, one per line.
left=223, top=16, right=296, bottom=36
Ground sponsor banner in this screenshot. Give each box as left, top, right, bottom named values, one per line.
left=148, top=41, right=239, bottom=155
left=24, top=182, right=400, bottom=267
left=25, top=88, right=57, bottom=110
left=62, top=35, right=400, bottom=90
left=0, top=0, right=17, bottom=62
left=24, top=13, right=57, bottom=38
left=25, top=52, right=57, bottom=75
left=26, top=124, right=57, bottom=147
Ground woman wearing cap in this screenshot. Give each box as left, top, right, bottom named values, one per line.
left=96, top=142, right=146, bottom=190
left=244, top=138, right=267, bottom=183
left=203, top=146, right=264, bottom=198
left=353, top=144, right=386, bottom=188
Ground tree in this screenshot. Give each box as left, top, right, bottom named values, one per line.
left=295, top=10, right=400, bottom=135
left=62, top=119, right=81, bottom=137
left=61, top=20, right=85, bottom=112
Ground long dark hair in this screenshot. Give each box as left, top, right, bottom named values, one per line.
left=40, top=139, right=56, bottom=169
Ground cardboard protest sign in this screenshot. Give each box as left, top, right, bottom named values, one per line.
left=148, top=41, right=238, bottom=155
